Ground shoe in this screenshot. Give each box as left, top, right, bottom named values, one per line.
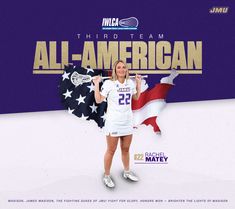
left=103, top=175, right=115, bottom=188
left=123, top=170, right=139, bottom=182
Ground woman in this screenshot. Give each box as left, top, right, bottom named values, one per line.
left=93, top=60, right=141, bottom=188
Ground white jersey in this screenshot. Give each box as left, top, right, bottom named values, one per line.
left=100, top=79, right=137, bottom=136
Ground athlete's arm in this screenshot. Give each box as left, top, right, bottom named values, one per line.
left=132, top=74, right=141, bottom=100
left=93, top=76, right=106, bottom=104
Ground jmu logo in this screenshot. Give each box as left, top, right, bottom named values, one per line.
left=209, top=7, right=229, bottom=14
left=102, top=17, right=139, bottom=30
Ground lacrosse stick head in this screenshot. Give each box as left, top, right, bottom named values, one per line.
left=71, top=72, right=92, bottom=87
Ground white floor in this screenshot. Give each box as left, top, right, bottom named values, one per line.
left=0, top=99, right=235, bottom=209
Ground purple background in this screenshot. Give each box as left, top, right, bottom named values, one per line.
left=0, top=0, right=234, bottom=114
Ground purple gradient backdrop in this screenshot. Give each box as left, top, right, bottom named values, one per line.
left=0, top=0, right=234, bottom=114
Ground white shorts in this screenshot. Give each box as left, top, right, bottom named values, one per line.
left=104, top=119, right=134, bottom=137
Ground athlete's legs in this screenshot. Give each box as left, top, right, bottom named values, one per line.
left=104, top=135, right=119, bottom=175
left=120, top=134, right=133, bottom=171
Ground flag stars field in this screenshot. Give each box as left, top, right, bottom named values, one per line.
left=68, top=107, right=75, bottom=114
left=63, top=89, right=73, bottom=99
left=59, top=66, right=117, bottom=128
left=101, top=113, right=106, bottom=122
left=87, top=83, right=95, bottom=92
left=86, top=68, right=94, bottom=74
left=76, top=95, right=86, bottom=105
left=80, top=113, right=88, bottom=120
left=62, top=71, right=70, bottom=81
left=89, top=103, right=98, bottom=113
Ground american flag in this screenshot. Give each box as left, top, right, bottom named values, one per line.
left=59, top=65, right=108, bottom=128
left=59, top=65, right=178, bottom=133
left=132, top=69, right=178, bottom=133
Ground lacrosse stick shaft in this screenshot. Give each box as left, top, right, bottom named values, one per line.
left=100, top=75, right=148, bottom=80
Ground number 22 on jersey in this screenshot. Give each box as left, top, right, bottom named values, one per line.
left=118, top=93, right=131, bottom=105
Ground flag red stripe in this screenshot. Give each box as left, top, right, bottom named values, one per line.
left=132, top=83, right=172, bottom=110
left=142, top=116, right=160, bottom=133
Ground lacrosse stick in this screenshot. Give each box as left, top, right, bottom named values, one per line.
left=70, top=71, right=148, bottom=87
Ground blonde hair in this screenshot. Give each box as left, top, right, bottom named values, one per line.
left=111, top=60, right=130, bottom=81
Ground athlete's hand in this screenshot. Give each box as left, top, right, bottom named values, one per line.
left=92, top=76, right=102, bottom=86
left=135, top=74, right=142, bottom=87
